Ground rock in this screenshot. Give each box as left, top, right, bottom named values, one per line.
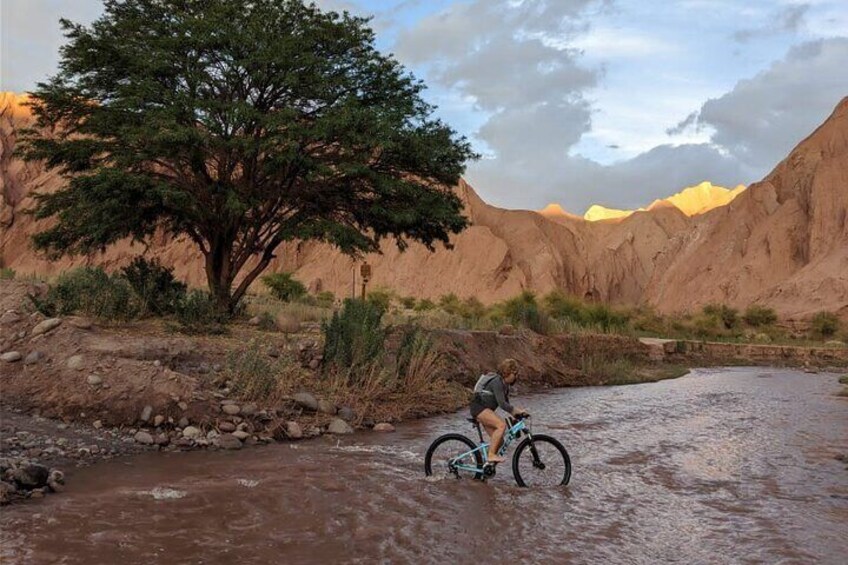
left=13, top=464, right=49, bottom=488
left=327, top=418, right=354, bottom=435
left=155, top=433, right=170, bottom=446
left=140, top=405, right=153, bottom=423
left=317, top=399, right=336, bottom=415
left=153, top=415, right=165, bottom=427
left=206, top=430, right=220, bottom=440
left=67, top=317, right=93, bottom=330
left=498, top=324, right=516, bottom=336
left=373, top=422, right=395, bottom=432
left=0, top=311, right=21, bottom=325
left=216, top=433, right=242, bottom=450
left=222, top=404, right=241, bottom=416
left=24, top=351, right=44, bottom=365
left=92, top=420, right=103, bottom=429
left=182, top=426, right=202, bottom=440
left=337, top=406, right=356, bottom=423
left=240, top=403, right=257, bottom=416
left=178, top=417, right=190, bottom=429
left=248, top=316, right=261, bottom=326
left=266, top=347, right=280, bottom=358
left=1, top=351, right=22, bottom=363
left=178, top=401, right=188, bottom=411
left=308, top=359, right=321, bottom=370
left=218, top=421, right=236, bottom=433
left=293, top=392, right=319, bottom=411
left=86, top=374, right=103, bottom=386
left=285, top=421, right=303, bottom=439
left=32, top=318, right=62, bottom=336
left=232, top=430, right=250, bottom=440
left=134, top=431, right=155, bottom=445
left=66, top=355, right=85, bottom=371
left=1, top=481, right=17, bottom=504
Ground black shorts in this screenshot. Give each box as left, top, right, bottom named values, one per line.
left=469, top=397, right=488, bottom=419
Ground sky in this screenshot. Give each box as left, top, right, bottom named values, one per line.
left=2, top=0, right=847, bottom=213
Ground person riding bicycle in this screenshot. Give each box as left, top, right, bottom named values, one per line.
left=470, top=358, right=528, bottom=464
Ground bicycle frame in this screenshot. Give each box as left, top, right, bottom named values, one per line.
left=450, top=418, right=530, bottom=475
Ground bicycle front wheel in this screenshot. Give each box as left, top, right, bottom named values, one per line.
left=424, top=433, right=483, bottom=480
left=512, top=434, right=571, bottom=487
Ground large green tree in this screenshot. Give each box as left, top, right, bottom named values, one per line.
left=20, top=0, right=474, bottom=312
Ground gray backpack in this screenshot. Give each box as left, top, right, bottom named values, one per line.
left=473, top=373, right=499, bottom=397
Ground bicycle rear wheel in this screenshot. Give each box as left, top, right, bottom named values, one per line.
left=512, top=434, right=571, bottom=487
left=424, top=433, right=483, bottom=480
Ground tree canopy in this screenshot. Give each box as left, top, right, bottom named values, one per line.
left=20, top=0, right=475, bottom=311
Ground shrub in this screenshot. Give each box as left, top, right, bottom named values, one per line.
left=743, top=304, right=777, bottom=327
left=542, top=290, right=584, bottom=322
left=399, top=296, right=417, bottom=309
left=0, top=267, right=15, bottom=280
left=703, top=303, right=738, bottom=329
left=501, top=291, right=550, bottom=334
left=262, top=272, right=307, bottom=302
left=121, top=256, right=186, bottom=315
left=315, top=291, right=336, bottom=309
left=366, top=288, right=394, bottom=313
left=174, top=290, right=229, bottom=334
left=323, top=299, right=386, bottom=377
left=582, top=303, right=630, bottom=332
left=31, top=267, right=141, bottom=321
left=223, top=341, right=281, bottom=400
left=811, top=311, right=840, bottom=338
left=414, top=298, right=436, bottom=311
left=438, top=293, right=463, bottom=316
left=461, top=297, right=487, bottom=320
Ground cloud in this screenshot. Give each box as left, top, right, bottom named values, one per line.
left=732, top=3, right=809, bottom=43
left=671, top=38, right=848, bottom=170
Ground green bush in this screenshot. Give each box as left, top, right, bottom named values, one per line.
left=399, top=296, right=417, bottom=309
left=323, top=299, right=386, bottom=376
left=174, top=290, right=229, bottom=334
left=583, top=303, right=630, bottom=332
left=438, top=293, right=463, bottom=316
left=121, top=256, right=186, bottom=315
left=414, top=298, right=436, bottom=311
left=0, top=267, right=15, bottom=280
left=501, top=291, right=550, bottom=334
left=31, top=267, right=141, bottom=321
left=703, top=303, right=739, bottom=329
left=542, top=290, right=584, bottom=322
left=262, top=272, right=307, bottom=302
left=811, top=311, right=840, bottom=338
left=743, top=304, right=777, bottom=327
left=366, top=288, right=394, bottom=313
left=461, top=297, right=487, bottom=320
left=224, top=341, right=279, bottom=400
left=315, top=291, right=336, bottom=309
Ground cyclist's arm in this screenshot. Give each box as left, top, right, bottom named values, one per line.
left=491, top=377, right=515, bottom=414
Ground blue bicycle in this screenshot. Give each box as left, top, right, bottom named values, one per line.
left=424, top=414, right=571, bottom=487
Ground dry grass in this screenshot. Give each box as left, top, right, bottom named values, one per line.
left=245, top=294, right=333, bottom=325
left=580, top=355, right=689, bottom=385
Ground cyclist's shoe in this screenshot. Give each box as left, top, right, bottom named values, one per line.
left=487, top=454, right=505, bottom=464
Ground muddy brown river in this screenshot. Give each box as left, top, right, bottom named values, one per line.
left=1, top=367, right=847, bottom=564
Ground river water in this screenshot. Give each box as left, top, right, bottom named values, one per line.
left=1, top=367, right=846, bottom=564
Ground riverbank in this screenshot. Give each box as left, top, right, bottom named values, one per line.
left=2, top=278, right=848, bottom=504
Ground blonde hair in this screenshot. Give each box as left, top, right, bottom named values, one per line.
left=498, top=358, right=519, bottom=377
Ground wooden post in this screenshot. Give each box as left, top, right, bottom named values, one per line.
left=360, top=262, right=372, bottom=300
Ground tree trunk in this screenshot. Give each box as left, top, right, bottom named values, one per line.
left=205, top=242, right=236, bottom=315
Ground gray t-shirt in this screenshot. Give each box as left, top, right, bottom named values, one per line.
left=472, top=372, right=514, bottom=414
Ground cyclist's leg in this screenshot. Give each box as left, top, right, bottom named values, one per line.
left=476, top=409, right=507, bottom=463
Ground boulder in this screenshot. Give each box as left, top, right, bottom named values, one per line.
left=153, top=415, right=165, bottom=427
left=218, top=421, right=236, bottom=433
left=222, top=404, right=241, bottom=416
left=317, top=399, right=336, bottom=415
left=232, top=430, right=250, bottom=440
left=373, top=423, right=396, bottom=432
left=1, top=351, right=22, bottom=363
left=66, top=355, right=85, bottom=371
left=13, top=464, right=49, bottom=488
left=285, top=421, right=303, bottom=439
left=337, top=406, right=356, bottom=422
left=216, top=433, right=242, bottom=450
left=32, top=318, right=62, bottom=336
left=327, top=418, right=354, bottom=435
left=0, top=311, right=21, bottom=325
left=240, top=403, right=258, bottom=416
left=140, top=405, right=153, bottom=423
left=182, top=426, right=202, bottom=439
left=293, top=392, right=319, bottom=411
left=0, top=480, right=17, bottom=504
left=24, top=351, right=44, bottom=365
left=134, top=431, right=155, bottom=445
left=86, top=374, right=103, bottom=386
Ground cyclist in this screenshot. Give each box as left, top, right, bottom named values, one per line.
left=469, top=358, right=528, bottom=463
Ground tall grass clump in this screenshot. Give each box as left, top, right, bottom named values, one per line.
left=500, top=291, right=550, bottom=334
left=174, top=289, right=232, bottom=334
left=542, top=290, right=584, bottom=323
left=703, top=303, right=739, bottom=329
left=743, top=304, right=777, bottom=327
left=121, top=256, right=186, bottom=315
left=366, top=288, right=394, bottom=313
left=30, top=267, right=141, bottom=321
left=262, top=272, right=307, bottom=302
left=0, top=267, right=15, bottom=280
left=811, top=311, right=840, bottom=338
left=323, top=299, right=386, bottom=377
